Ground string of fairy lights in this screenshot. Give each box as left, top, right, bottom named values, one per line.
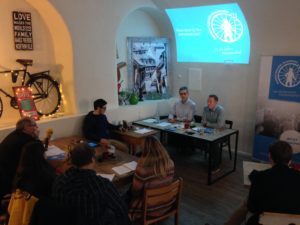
left=2, top=70, right=66, bottom=120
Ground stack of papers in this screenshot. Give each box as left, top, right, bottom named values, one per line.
left=45, top=145, right=66, bottom=160
left=143, top=118, right=157, bottom=123
left=134, top=128, right=153, bottom=134
left=97, top=173, right=115, bottom=181
left=157, top=122, right=171, bottom=127
left=112, top=161, right=137, bottom=175
left=243, top=161, right=271, bottom=186
left=123, top=161, right=138, bottom=170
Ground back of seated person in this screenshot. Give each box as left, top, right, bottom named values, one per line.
left=15, top=141, right=56, bottom=198
left=52, top=143, right=130, bottom=225
left=225, top=141, right=300, bottom=225
left=0, top=117, right=40, bottom=204
left=247, top=141, right=300, bottom=221
left=128, top=135, right=175, bottom=222
left=82, top=98, right=129, bottom=153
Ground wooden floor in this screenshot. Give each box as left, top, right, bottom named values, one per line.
left=161, top=147, right=251, bottom=225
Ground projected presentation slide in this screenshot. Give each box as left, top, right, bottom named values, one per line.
left=166, top=3, right=250, bottom=64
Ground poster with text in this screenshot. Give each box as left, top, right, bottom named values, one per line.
left=254, top=56, right=300, bottom=165
left=12, top=11, right=33, bottom=50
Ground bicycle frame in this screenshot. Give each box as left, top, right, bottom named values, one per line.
left=0, top=59, right=61, bottom=117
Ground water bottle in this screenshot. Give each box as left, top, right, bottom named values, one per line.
left=155, top=110, right=160, bottom=123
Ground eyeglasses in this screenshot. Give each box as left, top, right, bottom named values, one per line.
left=179, top=92, right=188, bottom=96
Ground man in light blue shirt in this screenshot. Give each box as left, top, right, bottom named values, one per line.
left=202, top=94, right=225, bottom=172
left=168, top=86, right=196, bottom=122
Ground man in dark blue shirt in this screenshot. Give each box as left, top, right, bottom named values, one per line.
left=82, top=99, right=128, bottom=152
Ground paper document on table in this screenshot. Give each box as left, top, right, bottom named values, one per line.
left=45, top=145, right=66, bottom=160
left=97, top=173, right=115, bottom=181
left=46, top=145, right=65, bottom=156
left=123, top=161, right=137, bottom=170
left=143, top=118, right=156, bottom=123
left=157, top=122, right=171, bottom=127
left=134, top=128, right=153, bottom=134
left=243, top=161, right=271, bottom=186
left=112, top=165, right=132, bottom=175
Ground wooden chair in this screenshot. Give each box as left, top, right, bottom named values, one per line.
left=143, top=177, right=183, bottom=225
left=259, top=212, right=300, bottom=225
left=220, top=120, right=233, bottom=160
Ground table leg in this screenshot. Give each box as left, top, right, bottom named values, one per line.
left=233, top=131, right=239, bottom=171
left=208, top=131, right=239, bottom=185
left=208, top=142, right=212, bottom=185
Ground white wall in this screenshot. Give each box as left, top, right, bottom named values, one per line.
left=0, top=0, right=75, bottom=127
left=1, top=0, right=173, bottom=142
left=0, top=0, right=56, bottom=123
left=152, top=0, right=300, bottom=154
left=48, top=0, right=157, bottom=112
left=2, top=0, right=299, bottom=155
left=0, top=98, right=175, bottom=142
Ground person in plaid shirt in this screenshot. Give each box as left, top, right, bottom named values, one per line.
left=52, top=143, right=130, bottom=225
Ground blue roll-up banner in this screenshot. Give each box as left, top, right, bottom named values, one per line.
left=254, top=56, right=300, bottom=165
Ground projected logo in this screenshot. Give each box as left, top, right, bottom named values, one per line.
left=275, top=60, right=300, bottom=88
left=208, top=10, right=243, bottom=43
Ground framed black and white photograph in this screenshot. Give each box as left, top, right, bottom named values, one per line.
left=127, top=37, right=170, bottom=99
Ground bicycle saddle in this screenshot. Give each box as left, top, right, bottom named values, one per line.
left=16, top=59, right=33, bottom=67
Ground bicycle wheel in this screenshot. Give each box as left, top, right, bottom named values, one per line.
left=26, top=75, right=61, bottom=116
left=0, top=97, right=3, bottom=118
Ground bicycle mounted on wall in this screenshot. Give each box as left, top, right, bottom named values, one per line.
left=0, top=59, right=62, bottom=118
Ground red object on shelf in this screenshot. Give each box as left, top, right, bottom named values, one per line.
left=13, top=86, right=39, bottom=120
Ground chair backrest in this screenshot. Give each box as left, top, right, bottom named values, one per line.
left=194, top=115, right=202, bottom=123
left=259, top=212, right=300, bottom=225
left=225, top=120, right=233, bottom=129
left=143, top=177, right=183, bottom=225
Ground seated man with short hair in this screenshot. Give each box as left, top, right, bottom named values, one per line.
left=202, top=94, right=225, bottom=172
left=202, top=94, right=224, bottom=129
left=52, top=143, right=131, bottom=225
left=168, top=86, right=196, bottom=122
left=0, top=117, right=40, bottom=203
left=82, top=98, right=128, bottom=152
left=225, top=141, right=300, bottom=225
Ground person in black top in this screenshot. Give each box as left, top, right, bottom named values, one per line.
left=82, top=99, right=128, bottom=152
left=52, top=143, right=130, bottom=225
left=15, top=141, right=56, bottom=198
left=246, top=140, right=300, bottom=224
left=224, top=141, right=300, bottom=225
left=0, top=117, right=39, bottom=201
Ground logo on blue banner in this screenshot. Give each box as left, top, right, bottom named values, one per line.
left=269, top=56, right=300, bottom=103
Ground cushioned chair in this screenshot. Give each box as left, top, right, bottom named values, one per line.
left=143, top=177, right=183, bottom=225
left=220, top=120, right=233, bottom=160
